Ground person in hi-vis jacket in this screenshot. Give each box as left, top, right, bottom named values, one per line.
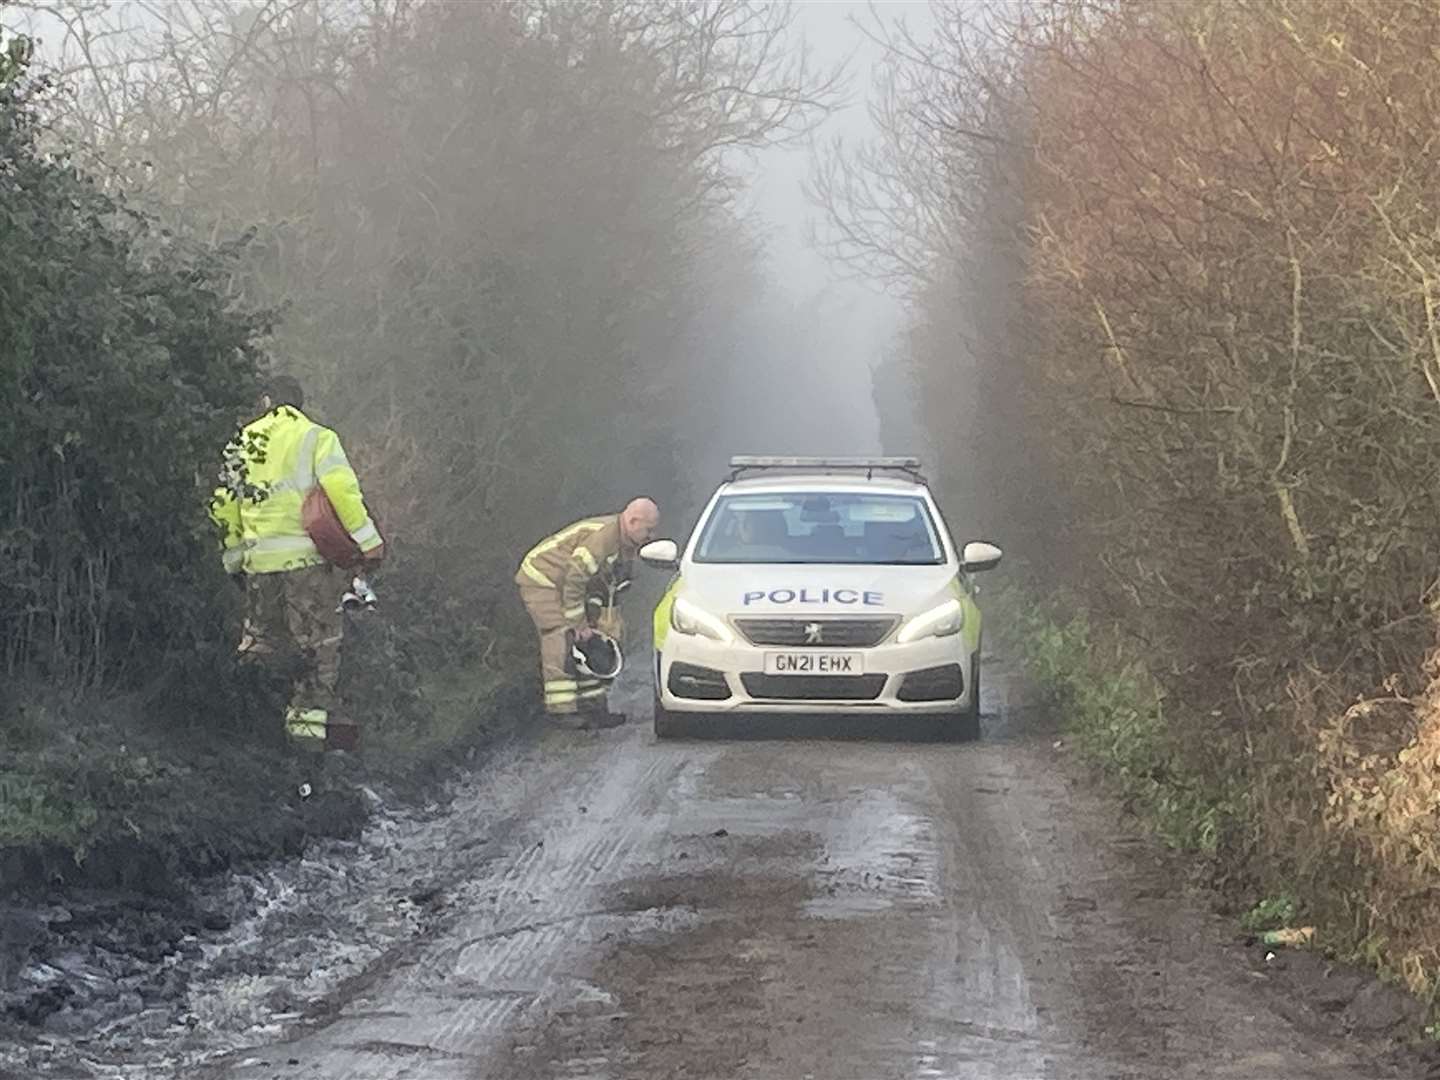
left=210, top=375, right=384, bottom=749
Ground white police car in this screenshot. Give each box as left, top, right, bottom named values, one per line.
left=639, top=457, right=1002, bottom=740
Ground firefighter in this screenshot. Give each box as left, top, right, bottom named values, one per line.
left=516, top=498, right=660, bottom=728
left=209, top=375, right=384, bottom=750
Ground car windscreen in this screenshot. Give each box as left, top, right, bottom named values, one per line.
left=692, top=492, right=946, bottom=565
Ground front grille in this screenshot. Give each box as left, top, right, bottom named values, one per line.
left=668, top=662, right=732, bottom=701
left=740, top=673, right=887, bottom=701
left=734, top=617, right=898, bottom=648
left=897, top=664, right=964, bottom=702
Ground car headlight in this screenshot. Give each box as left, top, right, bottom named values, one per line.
left=896, top=598, right=964, bottom=643
left=671, top=596, right=733, bottom=643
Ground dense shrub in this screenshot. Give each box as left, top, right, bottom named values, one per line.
left=826, top=0, right=1440, bottom=1000
left=0, top=39, right=266, bottom=695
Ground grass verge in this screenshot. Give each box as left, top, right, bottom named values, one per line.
left=992, top=579, right=1243, bottom=857
left=0, top=657, right=531, bottom=900
left=991, top=577, right=1440, bottom=1034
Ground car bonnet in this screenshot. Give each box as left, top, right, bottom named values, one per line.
left=679, top=562, right=958, bottom=619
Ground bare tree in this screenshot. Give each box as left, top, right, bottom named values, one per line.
left=817, top=0, right=1440, bottom=996
left=13, top=0, right=840, bottom=656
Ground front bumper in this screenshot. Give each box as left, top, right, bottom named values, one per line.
left=656, top=631, right=972, bottom=715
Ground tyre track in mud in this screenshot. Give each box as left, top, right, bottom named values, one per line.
left=197, top=683, right=718, bottom=1079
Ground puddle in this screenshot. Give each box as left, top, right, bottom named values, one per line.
left=803, top=893, right=895, bottom=919
left=667, top=794, right=811, bottom=838
left=806, top=786, right=940, bottom=921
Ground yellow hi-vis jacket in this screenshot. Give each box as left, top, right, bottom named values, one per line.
left=209, top=406, right=382, bottom=575
left=515, top=515, right=626, bottom=628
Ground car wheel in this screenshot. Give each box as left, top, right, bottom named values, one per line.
left=970, top=653, right=982, bottom=719
left=653, top=693, right=687, bottom=739
left=939, top=656, right=981, bottom=742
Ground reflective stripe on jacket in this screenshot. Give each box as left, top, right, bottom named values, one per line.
left=515, top=515, right=624, bottom=627
left=209, top=406, right=382, bottom=575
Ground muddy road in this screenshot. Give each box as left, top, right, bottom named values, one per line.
left=4, top=665, right=1429, bottom=1079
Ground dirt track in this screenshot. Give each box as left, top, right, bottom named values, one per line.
left=170, top=665, right=1422, bottom=1080
left=4, top=663, right=1431, bottom=1079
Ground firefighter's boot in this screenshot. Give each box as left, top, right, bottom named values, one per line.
left=577, top=699, right=627, bottom=730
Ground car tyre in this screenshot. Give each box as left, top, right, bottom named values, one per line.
left=940, top=656, right=981, bottom=742
left=653, top=693, right=687, bottom=739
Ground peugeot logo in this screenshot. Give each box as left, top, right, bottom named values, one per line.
left=804, top=622, right=824, bottom=645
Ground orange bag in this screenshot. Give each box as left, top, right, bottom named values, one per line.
left=302, top=486, right=383, bottom=569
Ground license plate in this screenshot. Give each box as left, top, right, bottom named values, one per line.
left=763, top=652, right=864, bottom=675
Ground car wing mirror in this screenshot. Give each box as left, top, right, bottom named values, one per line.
left=639, top=539, right=680, bottom=570
left=961, top=541, right=1003, bottom=573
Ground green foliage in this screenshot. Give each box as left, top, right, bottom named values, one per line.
left=0, top=68, right=267, bottom=690
left=0, top=32, right=32, bottom=88
left=0, top=690, right=193, bottom=861
left=995, top=579, right=1243, bottom=856
left=1240, top=894, right=1301, bottom=933
left=0, top=769, right=99, bottom=854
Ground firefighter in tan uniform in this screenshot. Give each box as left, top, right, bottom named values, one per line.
left=516, top=498, right=659, bottom=728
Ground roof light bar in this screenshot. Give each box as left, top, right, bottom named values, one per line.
left=726, top=456, right=926, bottom=482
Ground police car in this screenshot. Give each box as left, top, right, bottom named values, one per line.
left=639, top=457, right=1002, bottom=740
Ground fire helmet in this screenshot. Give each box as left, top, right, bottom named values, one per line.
left=571, top=630, right=623, bottom=680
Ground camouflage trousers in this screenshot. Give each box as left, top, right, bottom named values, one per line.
left=240, top=564, right=348, bottom=744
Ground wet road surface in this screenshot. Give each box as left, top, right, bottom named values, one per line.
left=167, top=667, right=1418, bottom=1080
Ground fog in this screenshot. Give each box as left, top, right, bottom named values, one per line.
left=682, top=1, right=932, bottom=487
left=7, top=0, right=936, bottom=539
